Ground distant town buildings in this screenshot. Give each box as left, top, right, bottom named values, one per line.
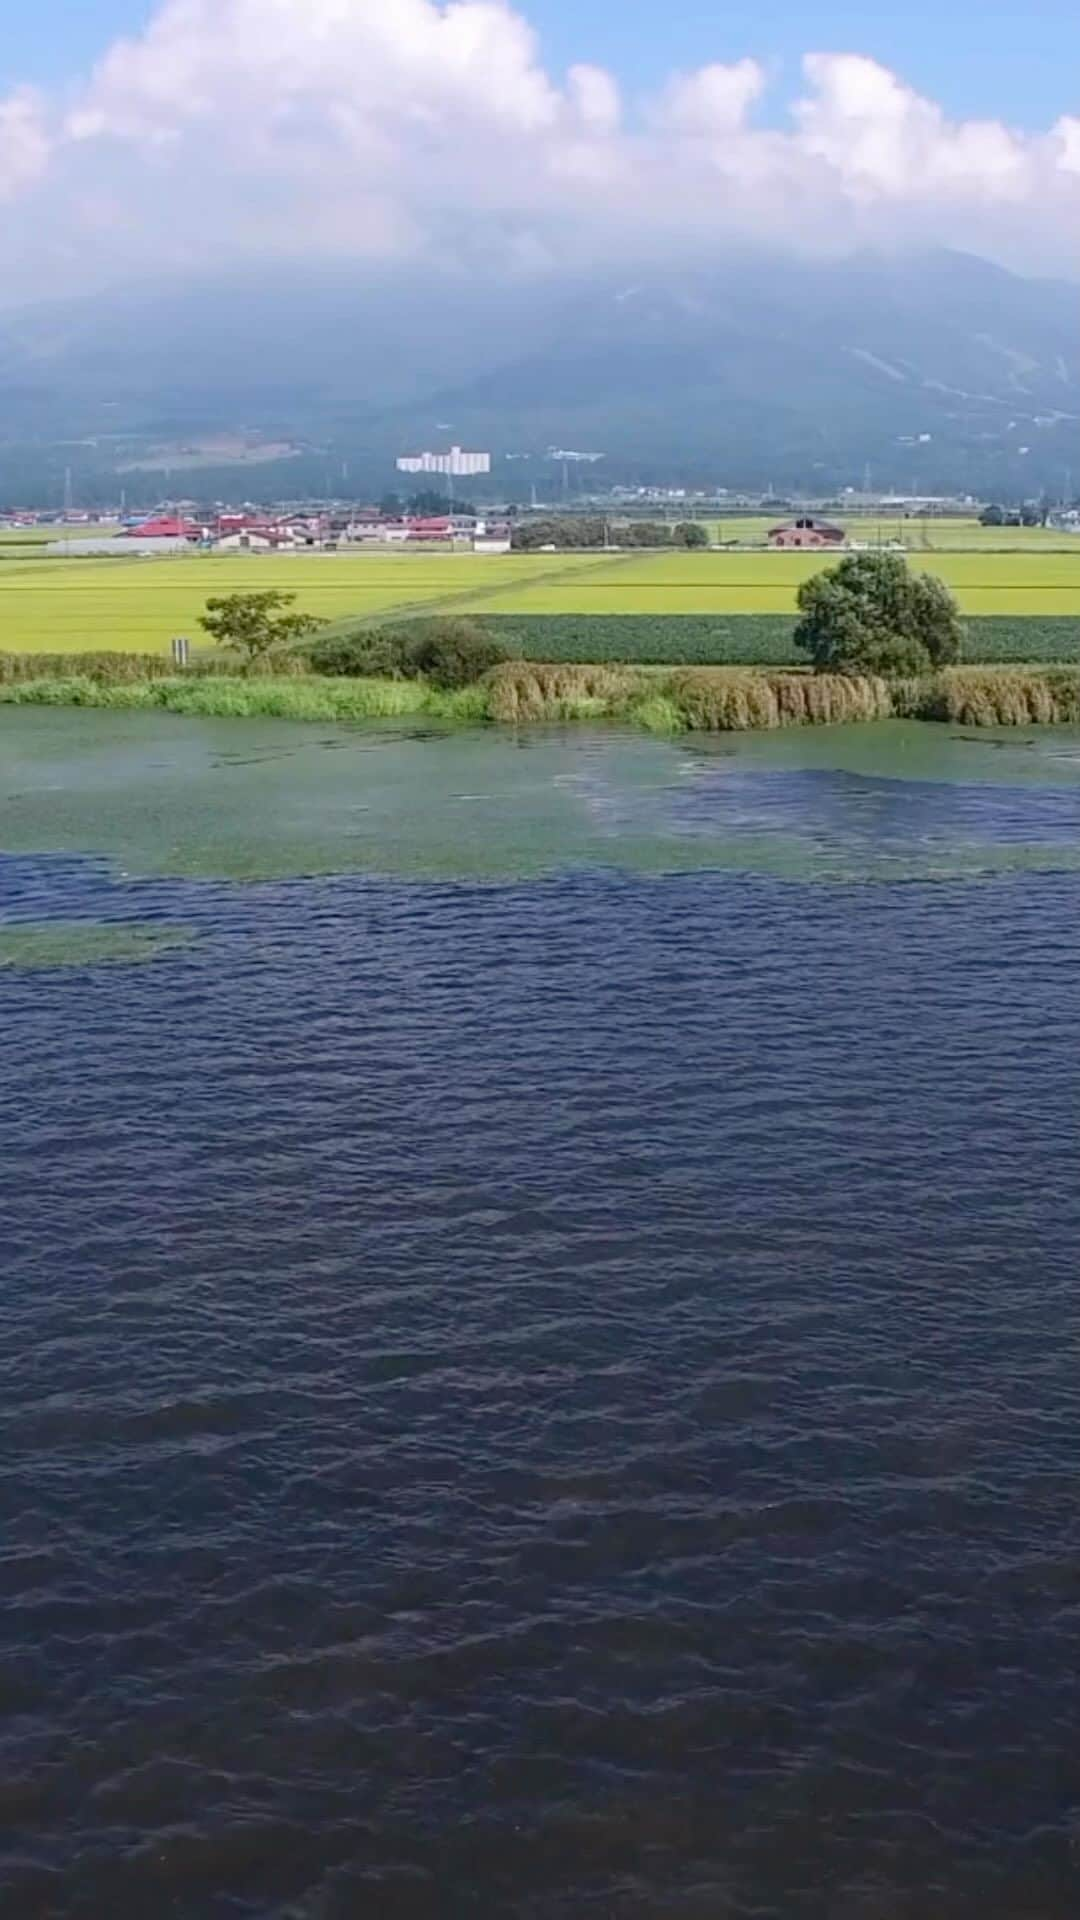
left=59, top=505, right=513, bottom=552
left=396, top=446, right=491, bottom=478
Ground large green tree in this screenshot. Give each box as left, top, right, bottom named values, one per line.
left=199, top=591, right=324, bottom=669
left=673, top=521, right=709, bottom=549
left=794, top=551, right=964, bottom=677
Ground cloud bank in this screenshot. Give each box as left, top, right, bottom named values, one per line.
left=2, top=0, right=1079, bottom=298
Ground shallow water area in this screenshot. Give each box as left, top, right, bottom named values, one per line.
left=5, top=707, right=1080, bottom=883
left=3, top=706, right=1080, bottom=1917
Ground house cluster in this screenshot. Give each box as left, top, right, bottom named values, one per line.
left=121, top=512, right=332, bottom=550
left=117, top=510, right=513, bottom=553
left=345, top=512, right=511, bottom=550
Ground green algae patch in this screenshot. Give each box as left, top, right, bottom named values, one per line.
left=4, top=708, right=1080, bottom=887
left=0, top=921, right=196, bottom=970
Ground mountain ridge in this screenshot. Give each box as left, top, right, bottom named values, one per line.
left=0, top=250, right=1076, bottom=504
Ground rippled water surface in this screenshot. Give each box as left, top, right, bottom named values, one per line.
left=3, top=711, right=1080, bottom=1918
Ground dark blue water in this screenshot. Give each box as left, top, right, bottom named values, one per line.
left=4, top=840, right=1080, bottom=1915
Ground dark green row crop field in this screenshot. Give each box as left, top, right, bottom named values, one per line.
left=476, top=615, right=1080, bottom=667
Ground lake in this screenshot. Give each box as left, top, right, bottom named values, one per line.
left=3, top=709, right=1080, bottom=1918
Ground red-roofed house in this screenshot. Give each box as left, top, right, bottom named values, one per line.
left=768, top=517, right=847, bottom=550
left=122, top=515, right=201, bottom=541
left=406, top=517, right=454, bottom=542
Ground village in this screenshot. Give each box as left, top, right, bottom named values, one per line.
left=12, top=506, right=515, bottom=556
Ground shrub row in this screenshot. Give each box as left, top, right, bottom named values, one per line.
left=308, top=619, right=508, bottom=688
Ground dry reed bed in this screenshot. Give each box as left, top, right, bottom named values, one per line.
left=912, top=669, right=1080, bottom=727
left=488, top=662, right=1080, bottom=729
left=669, top=670, right=893, bottom=730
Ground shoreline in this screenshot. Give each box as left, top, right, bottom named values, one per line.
left=2, top=663, right=1080, bottom=731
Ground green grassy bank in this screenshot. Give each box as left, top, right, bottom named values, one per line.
left=0, top=671, right=490, bottom=725
left=5, top=664, right=1080, bottom=731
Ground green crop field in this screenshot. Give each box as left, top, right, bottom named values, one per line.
left=3, top=543, right=1080, bottom=655
left=0, top=523, right=119, bottom=548
left=474, top=615, right=1080, bottom=667
left=706, top=516, right=1080, bottom=550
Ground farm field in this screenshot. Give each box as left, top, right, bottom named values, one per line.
left=0, top=551, right=614, bottom=651
left=450, top=550, right=1080, bottom=618
left=0, top=524, right=119, bottom=548
left=706, top=516, right=1080, bottom=550
left=3, top=545, right=1080, bottom=653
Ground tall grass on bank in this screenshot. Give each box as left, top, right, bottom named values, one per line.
left=4, top=665, right=1080, bottom=730
left=0, top=649, right=314, bottom=684
left=0, top=674, right=489, bottom=724
left=0, top=650, right=178, bottom=683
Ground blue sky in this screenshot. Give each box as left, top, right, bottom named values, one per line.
left=2, top=0, right=1077, bottom=131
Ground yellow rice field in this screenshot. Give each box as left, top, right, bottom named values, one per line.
left=2, top=543, right=1080, bottom=652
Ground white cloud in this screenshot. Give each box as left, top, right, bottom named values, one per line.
left=794, top=54, right=1029, bottom=200
left=655, top=59, right=766, bottom=135
left=0, top=88, right=51, bottom=201
left=1, top=2, right=1079, bottom=297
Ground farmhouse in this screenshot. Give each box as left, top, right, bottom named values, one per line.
left=406, top=517, right=454, bottom=542
left=347, top=513, right=387, bottom=541
left=768, top=517, right=847, bottom=550
left=121, top=515, right=202, bottom=542
left=214, top=522, right=297, bottom=551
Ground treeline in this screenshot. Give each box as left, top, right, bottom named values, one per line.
left=511, top=516, right=708, bottom=551
left=979, top=504, right=1050, bottom=527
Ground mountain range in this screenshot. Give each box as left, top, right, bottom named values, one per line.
left=0, top=250, right=1076, bottom=506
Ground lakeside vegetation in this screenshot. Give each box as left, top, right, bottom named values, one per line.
left=5, top=663, right=1080, bottom=731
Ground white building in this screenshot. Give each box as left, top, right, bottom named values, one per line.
left=215, top=529, right=297, bottom=552
left=397, top=445, right=491, bottom=478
